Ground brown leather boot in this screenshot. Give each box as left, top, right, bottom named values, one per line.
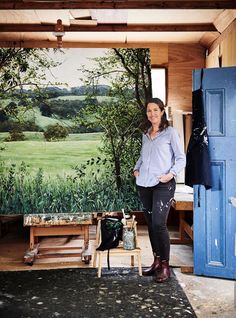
left=142, top=256, right=161, bottom=276
left=155, top=260, right=171, bottom=283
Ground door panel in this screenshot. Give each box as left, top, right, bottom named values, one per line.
left=193, top=67, right=236, bottom=279
left=206, top=161, right=225, bottom=267
left=206, top=89, right=224, bottom=136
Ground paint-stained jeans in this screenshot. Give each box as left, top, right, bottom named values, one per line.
left=137, top=179, right=176, bottom=261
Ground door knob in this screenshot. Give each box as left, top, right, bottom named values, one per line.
left=229, top=197, right=236, bottom=207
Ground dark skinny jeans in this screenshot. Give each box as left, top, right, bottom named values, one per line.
left=137, top=179, right=176, bottom=261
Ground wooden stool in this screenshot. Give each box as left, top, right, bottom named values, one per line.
left=93, top=219, right=142, bottom=278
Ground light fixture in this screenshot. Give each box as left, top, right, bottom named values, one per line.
left=53, top=19, right=65, bottom=48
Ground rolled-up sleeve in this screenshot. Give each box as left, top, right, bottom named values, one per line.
left=134, top=155, right=142, bottom=171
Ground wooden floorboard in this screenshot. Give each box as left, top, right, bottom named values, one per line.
left=0, top=224, right=193, bottom=271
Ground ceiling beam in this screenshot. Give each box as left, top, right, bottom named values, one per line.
left=0, top=40, right=156, bottom=48
left=213, top=9, right=236, bottom=32
left=0, top=23, right=217, bottom=32
left=199, top=31, right=220, bottom=48
left=0, top=1, right=236, bottom=10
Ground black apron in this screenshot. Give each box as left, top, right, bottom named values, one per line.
left=185, top=70, right=212, bottom=190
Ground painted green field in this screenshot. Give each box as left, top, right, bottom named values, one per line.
left=0, top=132, right=103, bottom=176
left=1, top=95, right=111, bottom=131
left=33, top=107, right=73, bottom=129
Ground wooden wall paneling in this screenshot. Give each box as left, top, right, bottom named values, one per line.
left=206, top=45, right=220, bottom=68
left=168, top=68, right=193, bottom=112
left=206, top=25, right=236, bottom=68
left=221, top=27, right=236, bottom=66
left=184, top=113, right=192, bottom=152
left=168, top=44, right=205, bottom=68
left=172, top=109, right=185, bottom=183
left=209, top=19, right=236, bottom=54
left=150, top=44, right=168, bottom=65
left=168, top=44, right=205, bottom=113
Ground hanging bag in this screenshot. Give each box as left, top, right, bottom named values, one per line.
left=96, top=217, right=123, bottom=269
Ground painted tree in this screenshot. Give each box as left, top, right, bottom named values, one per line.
left=0, top=48, right=60, bottom=93
left=77, top=48, right=152, bottom=192
left=0, top=48, right=60, bottom=126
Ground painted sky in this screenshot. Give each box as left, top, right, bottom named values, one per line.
left=45, top=48, right=110, bottom=88
left=44, top=48, right=165, bottom=102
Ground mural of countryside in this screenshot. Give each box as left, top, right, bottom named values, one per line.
left=0, top=48, right=152, bottom=214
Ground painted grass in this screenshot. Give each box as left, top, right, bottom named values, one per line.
left=0, top=132, right=103, bottom=176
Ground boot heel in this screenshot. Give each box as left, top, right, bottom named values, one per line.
left=142, top=256, right=161, bottom=276
left=155, top=260, right=171, bottom=283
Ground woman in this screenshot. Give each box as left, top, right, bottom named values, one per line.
left=133, top=98, right=186, bottom=283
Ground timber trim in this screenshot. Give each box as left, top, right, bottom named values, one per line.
left=0, top=1, right=236, bottom=10
left=0, top=41, right=152, bottom=48
left=213, top=9, right=236, bottom=33
left=208, top=18, right=236, bottom=54
left=0, top=23, right=217, bottom=33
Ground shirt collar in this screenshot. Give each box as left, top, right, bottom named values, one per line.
left=145, top=127, right=166, bottom=140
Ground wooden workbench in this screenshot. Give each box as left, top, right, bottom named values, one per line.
left=23, top=213, right=93, bottom=265
left=171, top=186, right=194, bottom=273
left=170, top=186, right=193, bottom=245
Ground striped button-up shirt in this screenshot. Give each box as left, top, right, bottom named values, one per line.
left=134, top=126, right=186, bottom=187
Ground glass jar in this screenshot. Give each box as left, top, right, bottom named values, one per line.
left=123, top=226, right=136, bottom=250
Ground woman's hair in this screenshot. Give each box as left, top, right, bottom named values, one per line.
left=145, top=97, right=169, bottom=132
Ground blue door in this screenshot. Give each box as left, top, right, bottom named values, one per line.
left=193, top=67, right=236, bottom=279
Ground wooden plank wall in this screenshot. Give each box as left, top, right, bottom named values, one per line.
left=221, top=26, right=236, bottom=67
left=206, top=26, right=236, bottom=67
left=168, top=44, right=205, bottom=112
left=150, top=44, right=205, bottom=113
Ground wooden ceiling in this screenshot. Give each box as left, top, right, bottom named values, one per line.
left=0, top=1, right=236, bottom=48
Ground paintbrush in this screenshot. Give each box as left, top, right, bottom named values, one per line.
left=130, top=215, right=136, bottom=229
left=121, top=208, right=127, bottom=226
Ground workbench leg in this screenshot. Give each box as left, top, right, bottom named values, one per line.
left=81, top=225, right=92, bottom=264
left=84, top=225, right=89, bottom=249
left=179, top=211, right=186, bottom=241
left=30, top=227, right=35, bottom=249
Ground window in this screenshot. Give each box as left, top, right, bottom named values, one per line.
left=151, top=68, right=166, bottom=105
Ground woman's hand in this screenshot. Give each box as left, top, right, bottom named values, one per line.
left=133, top=170, right=140, bottom=177
left=159, top=173, right=174, bottom=183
